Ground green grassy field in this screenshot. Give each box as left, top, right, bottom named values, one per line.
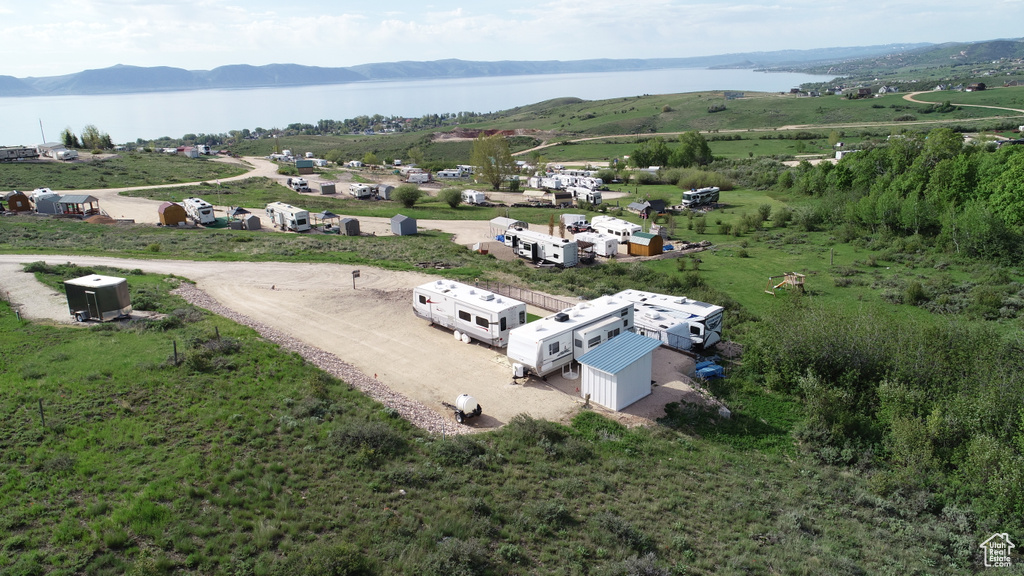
left=0, top=266, right=988, bottom=575
left=0, top=153, right=248, bottom=191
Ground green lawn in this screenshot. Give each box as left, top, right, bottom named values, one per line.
left=0, top=153, right=248, bottom=191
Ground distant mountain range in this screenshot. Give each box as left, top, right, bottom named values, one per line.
left=0, top=44, right=933, bottom=97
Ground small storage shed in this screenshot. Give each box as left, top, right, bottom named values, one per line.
left=377, top=184, right=394, bottom=200
left=241, top=214, right=261, bottom=230
left=391, top=214, right=417, bottom=235
left=158, top=201, right=187, bottom=226
left=577, top=331, right=663, bottom=411
left=64, top=274, right=133, bottom=322
left=296, top=159, right=314, bottom=174
left=58, top=194, right=100, bottom=217
left=339, top=217, right=360, bottom=236
left=34, top=193, right=64, bottom=215
left=489, top=217, right=528, bottom=239
left=320, top=183, right=336, bottom=195
left=3, top=190, right=31, bottom=212
left=628, top=232, right=663, bottom=257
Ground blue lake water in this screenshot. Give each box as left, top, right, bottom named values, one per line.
left=0, top=68, right=830, bottom=144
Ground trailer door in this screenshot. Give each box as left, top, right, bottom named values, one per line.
left=85, top=291, right=100, bottom=320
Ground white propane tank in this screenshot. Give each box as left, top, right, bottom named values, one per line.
left=513, top=363, right=525, bottom=378
left=455, top=394, right=478, bottom=413
left=461, top=333, right=471, bottom=344
left=453, top=330, right=462, bottom=341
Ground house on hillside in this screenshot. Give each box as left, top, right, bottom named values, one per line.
left=967, top=83, right=987, bottom=92
left=878, top=86, right=900, bottom=94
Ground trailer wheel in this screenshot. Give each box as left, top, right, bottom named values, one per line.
left=455, top=411, right=465, bottom=424
left=74, top=312, right=86, bottom=322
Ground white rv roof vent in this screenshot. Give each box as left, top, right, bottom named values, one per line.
left=674, top=297, right=687, bottom=304
left=469, top=289, right=476, bottom=295
left=645, top=312, right=661, bottom=320
left=479, top=293, right=494, bottom=301
left=435, top=280, right=443, bottom=286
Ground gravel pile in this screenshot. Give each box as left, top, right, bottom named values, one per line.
left=172, top=283, right=469, bottom=436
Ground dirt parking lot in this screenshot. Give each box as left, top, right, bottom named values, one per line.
left=0, top=255, right=714, bottom=430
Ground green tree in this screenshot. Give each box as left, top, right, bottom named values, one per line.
left=393, top=184, right=423, bottom=208
left=406, top=147, right=425, bottom=167
left=630, top=137, right=670, bottom=168
left=362, top=152, right=379, bottom=166
left=669, top=131, right=713, bottom=167
left=438, top=188, right=462, bottom=209
left=471, top=134, right=516, bottom=191
left=828, top=130, right=842, bottom=148
left=61, top=127, right=80, bottom=148
left=987, top=151, right=1024, bottom=226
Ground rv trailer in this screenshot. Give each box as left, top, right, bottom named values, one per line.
left=506, top=296, right=635, bottom=377
left=590, top=216, right=641, bottom=240
left=503, top=228, right=579, bottom=267
left=681, top=187, right=720, bottom=208
left=631, top=303, right=692, bottom=352
left=571, top=231, right=619, bottom=257
left=413, top=279, right=527, bottom=347
left=265, top=202, right=311, bottom=232
left=461, top=190, right=486, bottom=205
left=614, top=289, right=724, bottom=350
left=349, top=183, right=374, bottom=198
left=183, top=197, right=216, bottom=225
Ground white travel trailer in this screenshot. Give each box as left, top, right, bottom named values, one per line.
left=265, top=202, right=311, bottom=232
left=503, top=228, right=578, bottom=267
left=631, top=303, right=692, bottom=352
left=461, top=190, right=486, bottom=205
left=408, top=172, right=430, bottom=184
left=183, top=197, right=216, bottom=225
left=413, top=279, right=528, bottom=347
left=349, top=183, right=374, bottom=198
left=437, top=169, right=466, bottom=179
left=614, top=289, right=724, bottom=350
left=507, top=296, right=635, bottom=377
left=572, top=231, right=619, bottom=257
left=591, top=216, right=641, bottom=240
left=568, top=187, right=603, bottom=206
left=681, top=187, right=720, bottom=208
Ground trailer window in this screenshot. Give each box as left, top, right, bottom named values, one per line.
left=608, top=328, right=620, bottom=339
left=548, top=342, right=560, bottom=355
left=499, top=317, right=507, bottom=331
left=588, top=336, right=602, bottom=348
left=297, top=218, right=307, bottom=226
left=691, top=325, right=700, bottom=335
left=459, top=310, right=471, bottom=322
left=418, top=295, right=427, bottom=304
left=475, top=316, right=489, bottom=328
left=621, top=309, right=628, bottom=316
left=519, top=311, right=526, bottom=324
left=574, top=339, right=582, bottom=348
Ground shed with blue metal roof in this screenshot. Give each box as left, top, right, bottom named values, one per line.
left=576, top=331, right=662, bottom=411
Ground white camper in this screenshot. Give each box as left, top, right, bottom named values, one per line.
left=560, top=214, right=587, bottom=227
left=265, top=202, right=311, bottom=232
left=408, top=172, right=430, bottom=184
left=631, top=303, right=692, bottom=352
left=183, top=197, right=216, bottom=225
left=461, top=190, right=486, bottom=205
left=287, top=177, right=310, bottom=192
left=503, top=228, right=579, bottom=267
left=572, top=231, right=619, bottom=257
left=681, top=187, right=720, bottom=208
left=349, top=183, right=373, bottom=198
left=507, top=296, right=635, bottom=377
left=614, top=289, right=724, bottom=351
left=569, top=187, right=603, bottom=206
left=591, top=216, right=641, bottom=240
left=413, top=279, right=527, bottom=347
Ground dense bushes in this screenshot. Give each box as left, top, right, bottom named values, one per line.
left=745, top=297, right=1024, bottom=531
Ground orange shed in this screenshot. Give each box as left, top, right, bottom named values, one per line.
left=158, top=202, right=187, bottom=226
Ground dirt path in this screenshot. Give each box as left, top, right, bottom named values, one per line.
left=0, top=255, right=708, bottom=431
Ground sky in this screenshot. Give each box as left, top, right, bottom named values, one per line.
left=2, top=0, right=1023, bottom=78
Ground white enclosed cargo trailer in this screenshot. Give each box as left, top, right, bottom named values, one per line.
left=413, top=279, right=527, bottom=347
left=614, top=289, right=724, bottom=350
left=506, top=296, right=635, bottom=377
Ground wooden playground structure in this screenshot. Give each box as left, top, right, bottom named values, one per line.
left=765, top=272, right=806, bottom=296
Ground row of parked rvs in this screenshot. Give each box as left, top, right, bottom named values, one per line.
left=412, top=279, right=724, bottom=379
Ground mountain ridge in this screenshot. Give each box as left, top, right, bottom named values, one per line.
left=3, top=43, right=930, bottom=97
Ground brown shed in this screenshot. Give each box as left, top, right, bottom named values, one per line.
left=158, top=201, right=187, bottom=226
left=628, top=232, right=663, bottom=257
left=3, top=190, right=31, bottom=212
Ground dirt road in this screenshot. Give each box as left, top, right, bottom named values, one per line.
left=0, top=255, right=709, bottom=431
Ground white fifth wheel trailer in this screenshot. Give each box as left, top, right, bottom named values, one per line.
left=572, top=231, right=619, bottom=257
left=413, top=279, right=527, bottom=347
left=507, top=296, right=635, bottom=377
left=503, top=228, right=578, bottom=267
left=614, top=289, right=724, bottom=351
left=590, top=216, right=641, bottom=240
left=631, top=303, right=692, bottom=352
left=265, top=202, right=311, bottom=232
left=349, top=183, right=373, bottom=198
left=183, top=197, right=216, bottom=225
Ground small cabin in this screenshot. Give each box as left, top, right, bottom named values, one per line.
left=158, top=202, right=187, bottom=226
left=628, top=232, right=663, bottom=257
left=3, top=190, right=31, bottom=212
